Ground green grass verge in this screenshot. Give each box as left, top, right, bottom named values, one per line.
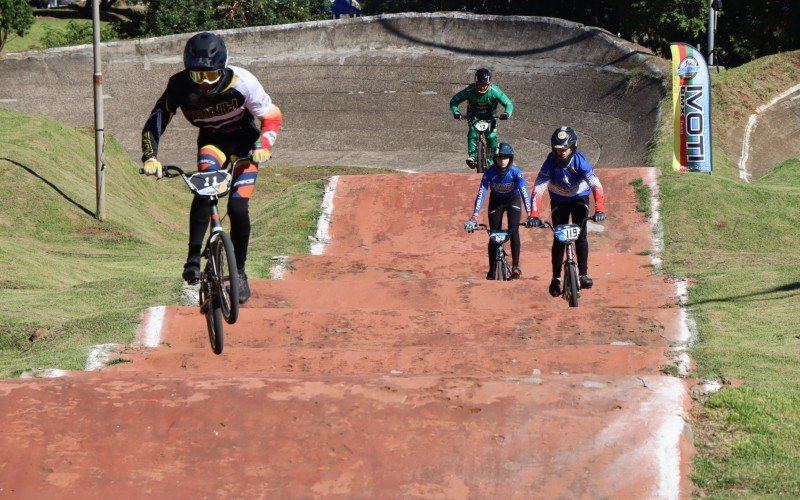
left=651, top=51, right=800, bottom=496
left=628, top=177, right=652, bottom=218
left=0, top=107, right=392, bottom=377
left=3, top=13, right=106, bottom=52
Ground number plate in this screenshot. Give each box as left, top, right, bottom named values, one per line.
left=554, top=224, right=581, bottom=243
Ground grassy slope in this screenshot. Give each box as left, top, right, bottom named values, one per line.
left=652, top=51, right=800, bottom=496
left=0, top=107, right=391, bottom=377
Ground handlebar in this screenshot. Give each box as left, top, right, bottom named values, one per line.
left=469, top=222, right=526, bottom=234
left=139, top=156, right=255, bottom=177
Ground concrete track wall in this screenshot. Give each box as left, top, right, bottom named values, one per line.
left=0, top=12, right=666, bottom=170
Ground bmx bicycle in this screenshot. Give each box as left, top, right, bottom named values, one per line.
left=536, top=203, right=600, bottom=307
left=464, top=113, right=508, bottom=173
left=142, top=157, right=251, bottom=354
left=469, top=222, right=526, bottom=281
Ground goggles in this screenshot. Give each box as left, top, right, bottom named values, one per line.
left=189, top=69, right=222, bottom=85
left=476, top=82, right=490, bottom=92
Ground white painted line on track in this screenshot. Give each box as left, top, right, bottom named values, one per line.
left=269, top=255, right=291, bottom=280
left=645, top=167, right=689, bottom=497
left=85, top=343, right=121, bottom=371
left=646, top=168, right=664, bottom=268
left=310, top=175, right=339, bottom=255
left=738, top=82, right=800, bottom=182
left=137, top=305, right=165, bottom=347
left=654, top=377, right=687, bottom=500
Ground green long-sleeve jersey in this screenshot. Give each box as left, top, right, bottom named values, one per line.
left=449, top=83, right=514, bottom=119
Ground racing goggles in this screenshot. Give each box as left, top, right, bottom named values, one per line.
left=476, top=82, right=490, bottom=92
left=189, top=69, right=222, bottom=85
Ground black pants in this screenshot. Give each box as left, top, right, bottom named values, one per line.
left=550, top=196, right=590, bottom=278
left=188, top=129, right=260, bottom=273
left=488, top=193, right=522, bottom=269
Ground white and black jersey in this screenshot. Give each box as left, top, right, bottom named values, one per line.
left=142, top=66, right=273, bottom=161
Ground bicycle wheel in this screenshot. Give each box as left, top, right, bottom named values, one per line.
left=493, top=259, right=505, bottom=281
left=476, top=136, right=487, bottom=173
left=565, top=261, right=580, bottom=307
left=205, top=305, right=224, bottom=355
left=210, top=232, right=240, bottom=324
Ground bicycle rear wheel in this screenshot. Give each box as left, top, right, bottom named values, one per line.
left=565, top=261, right=580, bottom=307
left=476, top=136, right=487, bottom=173
left=210, top=232, right=240, bottom=324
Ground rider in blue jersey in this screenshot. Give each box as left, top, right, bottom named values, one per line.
left=464, top=143, right=533, bottom=279
left=527, top=126, right=606, bottom=296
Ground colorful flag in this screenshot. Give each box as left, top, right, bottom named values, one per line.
left=670, top=43, right=712, bottom=173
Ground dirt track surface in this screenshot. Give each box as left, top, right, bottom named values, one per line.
left=0, top=169, right=692, bottom=497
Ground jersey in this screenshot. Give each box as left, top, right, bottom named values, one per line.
left=142, top=65, right=274, bottom=161
left=530, top=151, right=605, bottom=216
left=449, top=83, right=514, bottom=119
left=472, top=165, right=532, bottom=216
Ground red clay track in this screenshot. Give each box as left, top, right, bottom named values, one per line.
left=0, top=168, right=692, bottom=497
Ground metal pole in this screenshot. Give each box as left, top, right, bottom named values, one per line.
left=92, top=0, right=106, bottom=220
left=707, top=1, right=715, bottom=65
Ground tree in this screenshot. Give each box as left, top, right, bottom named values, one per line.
left=0, top=0, right=34, bottom=53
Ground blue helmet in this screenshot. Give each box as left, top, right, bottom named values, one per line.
left=495, top=142, right=514, bottom=169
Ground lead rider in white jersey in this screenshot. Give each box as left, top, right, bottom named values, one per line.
left=140, top=32, right=283, bottom=304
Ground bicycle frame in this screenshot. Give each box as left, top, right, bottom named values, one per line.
left=468, top=117, right=497, bottom=173
left=540, top=203, right=590, bottom=306
left=156, top=156, right=252, bottom=353
left=472, top=223, right=525, bottom=281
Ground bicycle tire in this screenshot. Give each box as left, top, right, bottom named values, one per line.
left=205, top=305, right=224, bottom=355
left=566, top=261, right=580, bottom=307
left=476, top=136, right=487, bottom=173
left=494, top=259, right=506, bottom=281
left=211, top=232, right=240, bottom=325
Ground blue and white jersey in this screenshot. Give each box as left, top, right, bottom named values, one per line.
left=530, top=151, right=605, bottom=215
left=472, top=165, right=532, bottom=215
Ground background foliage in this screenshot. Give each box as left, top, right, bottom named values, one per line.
left=360, top=0, right=799, bottom=67
left=0, top=0, right=34, bottom=51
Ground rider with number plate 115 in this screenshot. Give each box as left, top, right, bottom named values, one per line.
left=527, top=126, right=606, bottom=297
left=464, top=142, right=532, bottom=280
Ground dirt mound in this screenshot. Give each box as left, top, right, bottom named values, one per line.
left=0, top=13, right=664, bottom=170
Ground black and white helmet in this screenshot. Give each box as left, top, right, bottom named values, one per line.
left=550, top=126, right=578, bottom=166
left=474, top=68, right=492, bottom=93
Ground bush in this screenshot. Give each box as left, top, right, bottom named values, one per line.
left=40, top=20, right=118, bottom=48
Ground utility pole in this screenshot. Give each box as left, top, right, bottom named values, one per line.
left=92, top=0, right=106, bottom=220
left=707, top=0, right=722, bottom=65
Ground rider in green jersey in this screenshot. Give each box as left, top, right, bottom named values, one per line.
left=450, top=68, right=514, bottom=168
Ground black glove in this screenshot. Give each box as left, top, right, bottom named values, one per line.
left=525, top=216, right=542, bottom=228
left=593, top=211, right=606, bottom=222
left=453, top=111, right=462, bottom=120
left=498, top=112, right=509, bottom=120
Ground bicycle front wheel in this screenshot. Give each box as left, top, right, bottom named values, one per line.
left=476, top=137, right=487, bottom=173
left=565, top=261, right=580, bottom=307
left=210, top=232, right=240, bottom=324
left=205, top=305, right=224, bottom=355
left=494, top=259, right=506, bottom=281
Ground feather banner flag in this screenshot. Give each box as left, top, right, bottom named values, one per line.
left=671, top=43, right=712, bottom=173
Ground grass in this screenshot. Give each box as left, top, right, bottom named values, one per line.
left=628, top=177, right=652, bottom=217
left=650, top=50, right=800, bottom=496
left=0, top=107, right=392, bottom=377
left=3, top=12, right=104, bottom=52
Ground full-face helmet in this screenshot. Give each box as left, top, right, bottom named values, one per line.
left=474, top=68, right=492, bottom=94
left=495, top=142, right=514, bottom=171
left=550, top=126, right=578, bottom=166
left=184, top=32, right=229, bottom=94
